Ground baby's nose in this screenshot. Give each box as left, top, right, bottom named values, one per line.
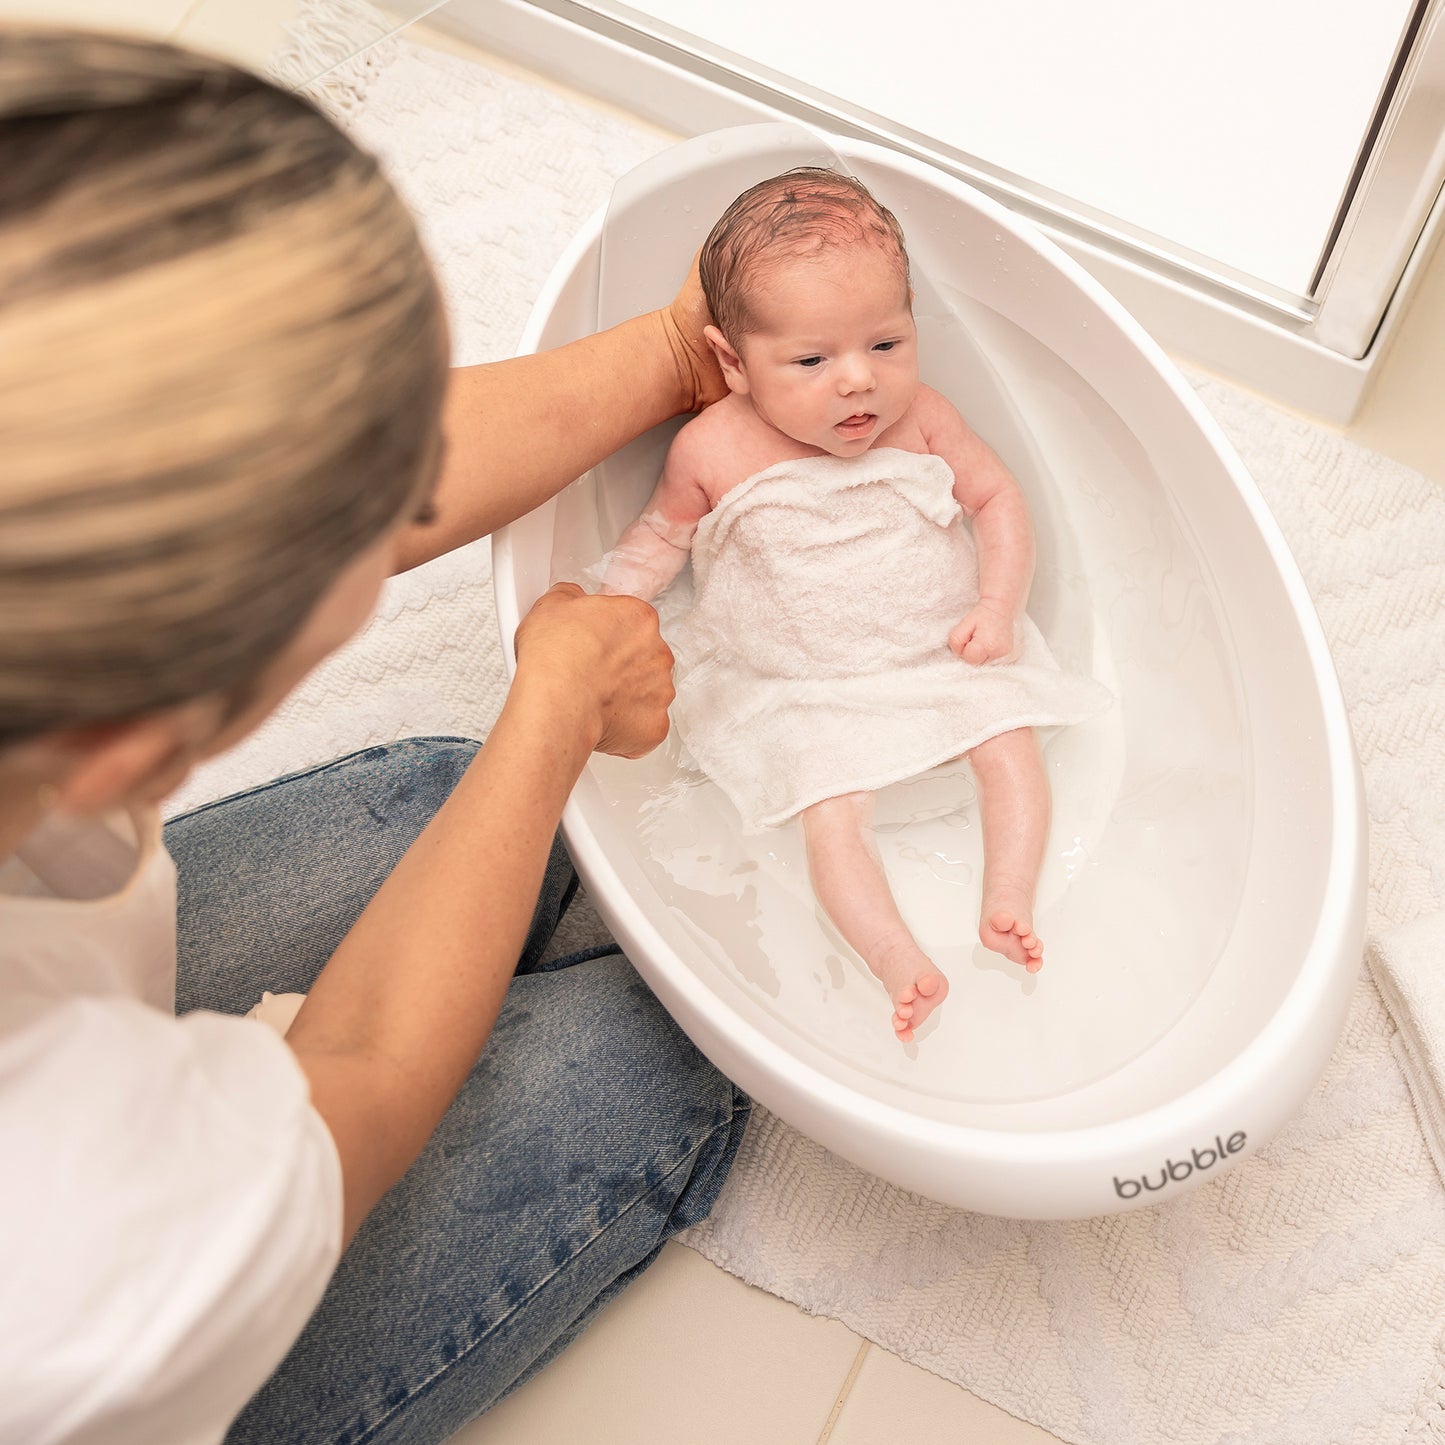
left=837, top=354, right=875, bottom=393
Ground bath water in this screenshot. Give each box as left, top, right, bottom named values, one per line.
left=559, top=247, right=1249, bottom=1109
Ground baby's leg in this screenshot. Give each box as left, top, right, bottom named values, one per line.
left=801, top=792, right=949, bottom=1042
left=968, top=728, right=1050, bottom=973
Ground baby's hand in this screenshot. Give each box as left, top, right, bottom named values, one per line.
left=948, top=602, right=1018, bottom=665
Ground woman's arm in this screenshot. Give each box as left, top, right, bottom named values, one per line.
left=282, top=584, right=673, bottom=1243
left=393, top=266, right=723, bottom=574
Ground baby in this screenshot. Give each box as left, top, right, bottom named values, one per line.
left=602, top=168, right=1108, bottom=1042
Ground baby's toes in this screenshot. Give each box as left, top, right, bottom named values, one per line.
left=988, top=909, right=1019, bottom=937
left=1003, top=914, right=1039, bottom=948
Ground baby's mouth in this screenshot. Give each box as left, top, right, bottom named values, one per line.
left=835, top=413, right=875, bottom=436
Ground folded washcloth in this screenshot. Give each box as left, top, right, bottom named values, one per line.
left=667, top=447, right=1112, bottom=830
left=1367, top=912, right=1445, bottom=1191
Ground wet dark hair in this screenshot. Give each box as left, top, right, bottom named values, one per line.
left=698, top=166, right=911, bottom=346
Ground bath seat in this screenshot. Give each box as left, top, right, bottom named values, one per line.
left=493, top=123, right=1366, bottom=1219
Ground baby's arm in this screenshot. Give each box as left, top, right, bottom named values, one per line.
left=916, top=386, right=1036, bottom=665
left=599, top=424, right=715, bottom=601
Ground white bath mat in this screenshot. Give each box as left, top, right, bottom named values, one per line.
left=173, top=31, right=1445, bottom=1445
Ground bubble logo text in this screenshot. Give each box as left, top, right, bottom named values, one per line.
left=1113, top=1132, right=1248, bottom=1199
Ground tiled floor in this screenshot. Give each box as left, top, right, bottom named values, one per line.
left=0, top=0, right=444, bottom=75
left=0, top=0, right=288, bottom=67
left=447, top=1243, right=1067, bottom=1445
left=10, top=4, right=1443, bottom=1440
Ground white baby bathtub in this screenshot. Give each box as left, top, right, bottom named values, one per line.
left=493, top=123, right=1366, bottom=1219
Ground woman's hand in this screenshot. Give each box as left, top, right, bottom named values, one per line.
left=514, top=583, right=675, bottom=758
left=660, top=254, right=727, bottom=413
left=394, top=257, right=728, bottom=575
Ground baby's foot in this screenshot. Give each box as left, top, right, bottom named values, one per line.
left=865, top=937, right=951, bottom=1043
left=891, top=970, right=950, bottom=1043
left=980, top=899, right=1044, bottom=974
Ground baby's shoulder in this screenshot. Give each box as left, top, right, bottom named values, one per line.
left=668, top=396, right=779, bottom=499
left=874, top=385, right=964, bottom=456
left=665, top=401, right=735, bottom=481
left=673, top=394, right=757, bottom=454
left=908, top=383, right=971, bottom=438
left=880, top=387, right=980, bottom=472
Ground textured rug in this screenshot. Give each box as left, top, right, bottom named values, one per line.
left=170, top=33, right=1445, bottom=1445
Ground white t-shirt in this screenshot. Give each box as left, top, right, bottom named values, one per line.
left=0, top=809, right=343, bottom=1445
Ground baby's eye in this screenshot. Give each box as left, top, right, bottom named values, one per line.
left=873, top=340, right=898, bottom=352
left=795, top=356, right=824, bottom=368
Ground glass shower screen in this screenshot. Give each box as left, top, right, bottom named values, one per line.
left=491, top=0, right=1439, bottom=353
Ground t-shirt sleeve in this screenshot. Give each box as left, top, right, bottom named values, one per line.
left=0, top=994, right=344, bottom=1445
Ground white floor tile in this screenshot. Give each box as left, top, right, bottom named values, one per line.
left=826, top=1345, right=1065, bottom=1445
left=0, top=0, right=195, bottom=34
left=171, top=0, right=298, bottom=71
left=446, top=1242, right=864, bottom=1445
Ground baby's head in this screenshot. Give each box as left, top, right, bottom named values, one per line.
left=699, top=168, right=911, bottom=352
left=698, top=168, right=919, bottom=456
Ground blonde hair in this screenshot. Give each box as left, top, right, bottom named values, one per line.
left=0, top=29, right=448, bottom=745
left=699, top=167, right=911, bottom=347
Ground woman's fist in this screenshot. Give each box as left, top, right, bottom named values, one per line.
left=515, top=584, right=675, bottom=758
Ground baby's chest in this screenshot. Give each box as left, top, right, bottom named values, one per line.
left=704, top=437, right=942, bottom=509
left=704, top=451, right=790, bottom=507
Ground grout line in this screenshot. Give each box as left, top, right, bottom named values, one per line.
left=168, top=0, right=211, bottom=41
left=814, top=1340, right=871, bottom=1444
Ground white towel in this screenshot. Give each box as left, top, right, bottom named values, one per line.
left=1368, top=912, right=1445, bottom=1193
left=667, top=447, right=1112, bottom=830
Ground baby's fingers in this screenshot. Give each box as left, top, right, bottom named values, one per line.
left=950, top=615, right=999, bottom=665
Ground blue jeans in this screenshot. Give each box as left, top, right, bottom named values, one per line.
left=166, top=738, right=749, bottom=1445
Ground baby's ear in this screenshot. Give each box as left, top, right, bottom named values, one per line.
left=704, top=324, right=749, bottom=395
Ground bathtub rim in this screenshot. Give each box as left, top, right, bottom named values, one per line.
left=493, top=132, right=1367, bottom=1186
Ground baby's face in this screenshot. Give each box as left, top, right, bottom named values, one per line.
left=733, top=241, right=918, bottom=457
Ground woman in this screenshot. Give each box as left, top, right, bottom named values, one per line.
left=0, top=28, right=747, bottom=1445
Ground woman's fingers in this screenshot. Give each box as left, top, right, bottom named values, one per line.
left=662, top=253, right=727, bottom=411
left=515, top=585, right=675, bottom=758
